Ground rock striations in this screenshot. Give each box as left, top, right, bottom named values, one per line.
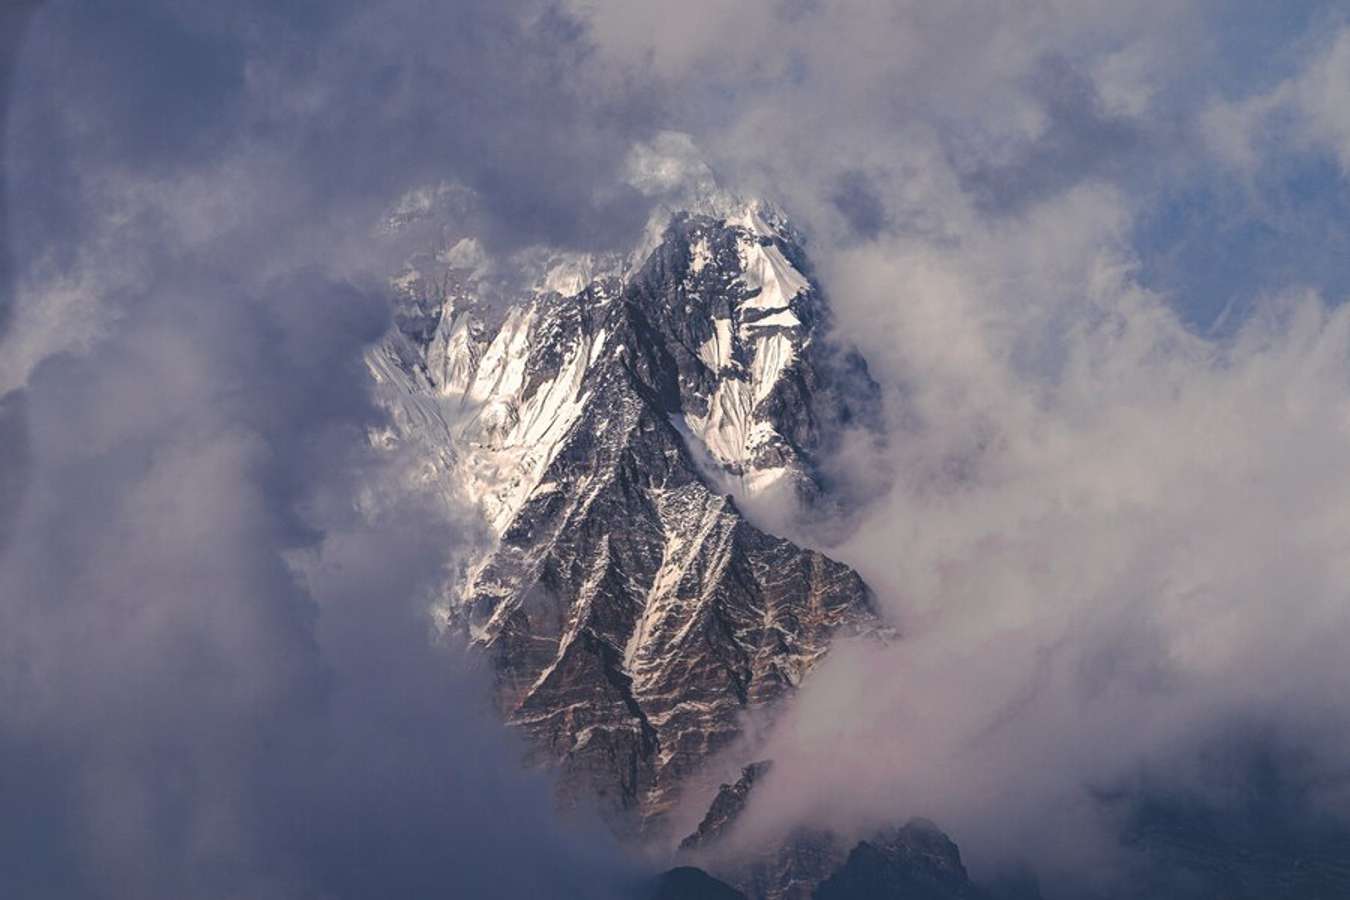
left=369, top=198, right=880, bottom=843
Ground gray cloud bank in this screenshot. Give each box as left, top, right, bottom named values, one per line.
left=555, top=1, right=1350, bottom=894
left=0, top=1, right=656, bottom=897
left=0, top=266, right=631, bottom=899
left=558, top=0, right=1350, bottom=893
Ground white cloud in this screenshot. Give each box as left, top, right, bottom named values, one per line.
left=734, top=109, right=1350, bottom=892
left=1203, top=26, right=1350, bottom=177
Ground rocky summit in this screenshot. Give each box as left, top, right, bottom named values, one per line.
left=652, top=821, right=1001, bottom=900
left=370, top=196, right=880, bottom=846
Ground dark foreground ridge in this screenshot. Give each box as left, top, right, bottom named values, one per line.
left=650, top=820, right=1019, bottom=900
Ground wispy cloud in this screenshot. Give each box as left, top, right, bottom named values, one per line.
left=0, top=2, right=651, bottom=897
left=558, top=0, right=1350, bottom=891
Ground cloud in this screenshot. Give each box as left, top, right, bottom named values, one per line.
left=555, top=2, right=1350, bottom=893
left=0, top=2, right=655, bottom=897
left=0, top=0, right=41, bottom=339
left=954, top=54, right=1144, bottom=216
left=744, top=261, right=1350, bottom=886
left=1202, top=24, right=1350, bottom=178
left=0, top=262, right=637, bottom=898
left=829, top=170, right=890, bottom=240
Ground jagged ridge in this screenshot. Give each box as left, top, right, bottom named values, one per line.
left=370, top=201, right=879, bottom=839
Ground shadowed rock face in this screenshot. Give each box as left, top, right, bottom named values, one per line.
left=371, top=204, right=879, bottom=839
left=667, top=819, right=1000, bottom=900
left=672, top=760, right=1021, bottom=900
left=813, top=821, right=985, bottom=900
left=681, top=761, right=775, bottom=852
left=649, top=867, right=749, bottom=900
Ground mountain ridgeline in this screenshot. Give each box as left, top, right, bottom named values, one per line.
left=373, top=203, right=875, bottom=803
left=370, top=199, right=995, bottom=898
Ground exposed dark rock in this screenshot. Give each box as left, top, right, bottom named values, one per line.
left=737, top=828, right=848, bottom=900
left=681, top=761, right=775, bottom=852
left=813, top=820, right=985, bottom=900
left=649, top=867, right=749, bottom=900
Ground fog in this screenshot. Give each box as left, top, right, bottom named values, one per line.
left=7, top=2, right=1350, bottom=897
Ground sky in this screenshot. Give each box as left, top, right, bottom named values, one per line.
left=5, top=1, right=1350, bottom=898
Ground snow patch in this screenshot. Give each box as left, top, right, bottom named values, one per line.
left=683, top=378, right=757, bottom=470
left=750, top=333, right=796, bottom=403
left=737, top=237, right=810, bottom=312
left=698, top=318, right=734, bottom=371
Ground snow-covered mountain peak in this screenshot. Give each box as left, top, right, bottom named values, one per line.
left=367, top=194, right=879, bottom=840
left=382, top=192, right=883, bottom=550
left=381, top=198, right=872, bottom=521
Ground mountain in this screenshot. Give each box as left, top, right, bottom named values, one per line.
left=680, top=760, right=775, bottom=853
left=812, top=821, right=987, bottom=900
left=670, top=763, right=1031, bottom=900
left=368, top=197, right=881, bottom=844
left=649, top=821, right=1005, bottom=900
left=649, top=867, right=749, bottom=900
